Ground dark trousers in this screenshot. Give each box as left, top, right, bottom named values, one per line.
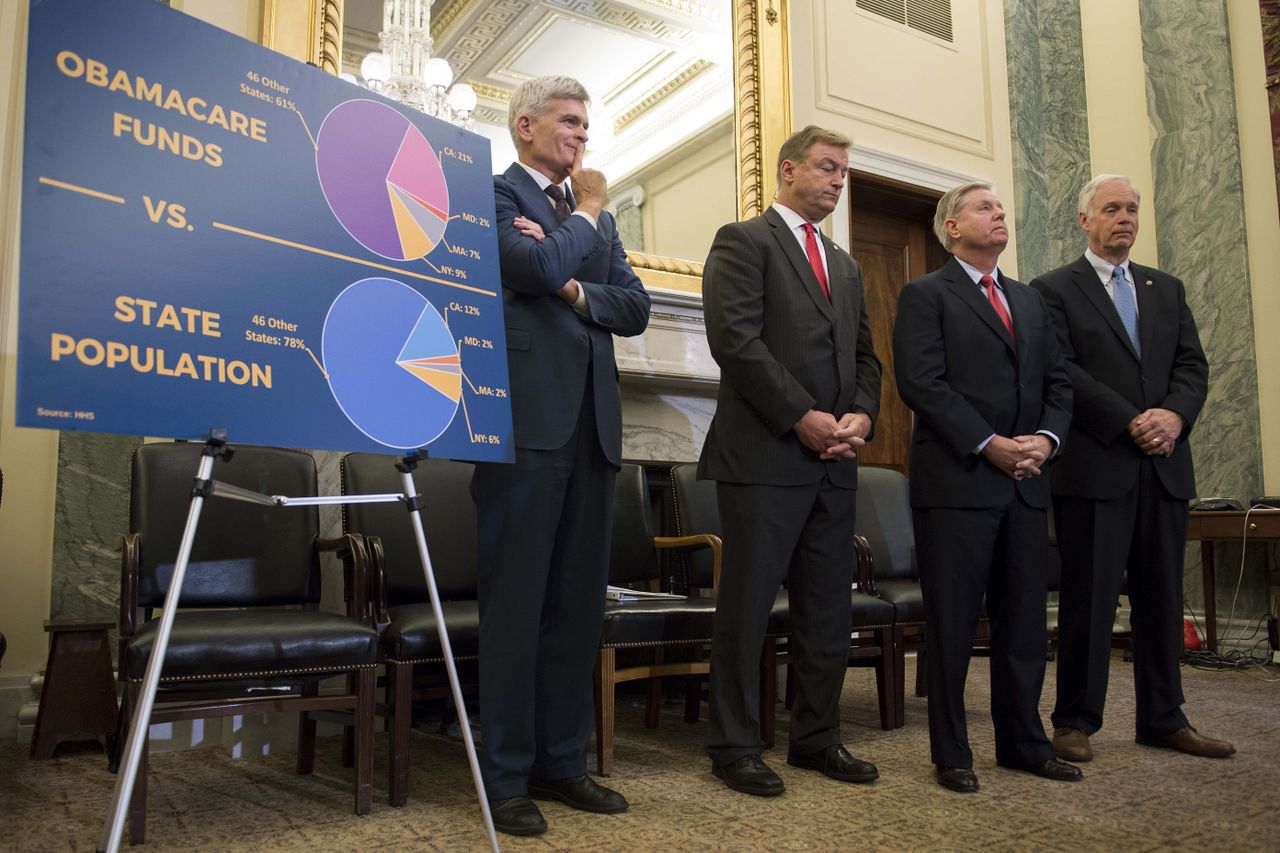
left=914, top=498, right=1054, bottom=769
left=472, top=385, right=614, bottom=799
left=705, top=476, right=855, bottom=765
left=1051, top=459, right=1189, bottom=737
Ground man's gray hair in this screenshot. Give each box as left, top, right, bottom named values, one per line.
left=776, top=125, right=852, bottom=182
left=1078, top=174, right=1140, bottom=216
left=932, top=181, right=993, bottom=251
left=507, top=75, right=591, bottom=145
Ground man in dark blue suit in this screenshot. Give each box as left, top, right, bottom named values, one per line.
left=893, top=182, right=1080, bottom=793
left=472, top=75, right=650, bottom=836
left=1031, top=175, right=1231, bottom=762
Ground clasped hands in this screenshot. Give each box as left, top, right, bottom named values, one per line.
left=982, top=434, right=1052, bottom=481
left=1128, top=407, right=1180, bottom=457
left=794, top=410, right=871, bottom=460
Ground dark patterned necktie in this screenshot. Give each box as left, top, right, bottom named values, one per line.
left=544, top=184, right=571, bottom=224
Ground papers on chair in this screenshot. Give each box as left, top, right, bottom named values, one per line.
left=606, top=585, right=687, bottom=601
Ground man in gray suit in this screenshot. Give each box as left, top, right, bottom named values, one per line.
left=473, top=75, right=651, bottom=836
left=700, top=126, right=882, bottom=796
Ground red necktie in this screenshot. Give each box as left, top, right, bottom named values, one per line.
left=802, top=223, right=830, bottom=300
left=981, top=274, right=1014, bottom=341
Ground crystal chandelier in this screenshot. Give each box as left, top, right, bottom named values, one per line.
left=344, top=0, right=477, bottom=130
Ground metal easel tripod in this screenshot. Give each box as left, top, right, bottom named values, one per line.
left=98, top=432, right=498, bottom=852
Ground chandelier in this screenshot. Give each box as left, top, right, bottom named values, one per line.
left=344, top=0, right=477, bottom=130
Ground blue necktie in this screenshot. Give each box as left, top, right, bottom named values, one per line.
left=1112, top=266, right=1140, bottom=356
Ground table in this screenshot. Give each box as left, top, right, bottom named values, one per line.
left=29, top=619, right=118, bottom=759
left=1185, top=509, right=1280, bottom=654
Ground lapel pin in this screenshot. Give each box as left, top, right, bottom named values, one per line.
left=1144, top=279, right=1153, bottom=286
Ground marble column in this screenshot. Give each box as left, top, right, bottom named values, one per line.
left=1140, top=0, right=1267, bottom=614
left=49, top=433, right=141, bottom=633
left=1004, top=0, right=1092, bottom=278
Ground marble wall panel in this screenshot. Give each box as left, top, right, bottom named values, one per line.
left=49, top=433, right=141, bottom=653
left=1004, top=0, right=1092, bottom=279
left=621, top=387, right=715, bottom=464
left=1139, top=0, right=1267, bottom=613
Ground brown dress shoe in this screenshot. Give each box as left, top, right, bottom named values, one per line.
left=1053, top=726, right=1093, bottom=762
left=936, top=766, right=979, bottom=793
left=1136, top=726, right=1236, bottom=758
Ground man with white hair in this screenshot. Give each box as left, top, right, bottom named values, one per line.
left=473, top=75, right=650, bottom=836
left=1031, top=175, right=1231, bottom=763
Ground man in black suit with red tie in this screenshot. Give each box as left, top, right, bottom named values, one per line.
left=474, top=75, right=651, bottom=836
left=1030, top=174, right=1232, bottom=762
left=893, top=182, right=1079, bottom=793
left=700, top=126, right=882, bottom=796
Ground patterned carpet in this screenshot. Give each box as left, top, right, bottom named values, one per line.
left=5, top=655, right=1278, bottom=852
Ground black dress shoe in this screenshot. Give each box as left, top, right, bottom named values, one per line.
left=787, top=744, right=878, bottom=783
left=528, top=774, right=628, bottom=813
left=712, top=755, right=785, bottom=796
left=936, top=766, right=979, bottom=793
left=999, top=757, right=1084, bottom=782
left=489, top=796, right=547, bottom=836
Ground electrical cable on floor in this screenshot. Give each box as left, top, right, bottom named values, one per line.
left=1177, top=504, right=1280, bottom=679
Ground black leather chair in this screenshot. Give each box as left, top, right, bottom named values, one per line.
left=594, top=464, right=720, bottom=775
left=854, top=466, right=920, bottom=727
left=668, top=463, right=897, bottom=739
left=340, top=452, right=479, bottom=807
left=117, top=443, right=378, bottom=844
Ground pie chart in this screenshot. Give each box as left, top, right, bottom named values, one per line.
left=322, top=277, right=461, bottom=449
left=315, top=99, right=450, bottom=261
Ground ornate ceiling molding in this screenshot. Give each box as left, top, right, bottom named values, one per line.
left=614, top=59, right=711, bottom=132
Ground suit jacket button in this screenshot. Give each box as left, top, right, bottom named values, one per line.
left=579, top=334, right=588, bottom=343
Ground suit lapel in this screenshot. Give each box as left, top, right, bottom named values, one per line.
left=943, top=258, right=1014, bottom=353
left=765, top=208, right=836, bottom=322
left=823, top=233, right=856, bottom=319
left=1003, top=275, right=1034, bottom=371
left=1070, top=255, right=1138, bottom=361
left=504, top=163, right=562, bottom=233
left=1130, top=262, right=1158, bottom=359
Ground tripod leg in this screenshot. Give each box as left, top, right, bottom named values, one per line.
left=98, top=448, right=218, bottom=853
left=400, top=469, right=498, bottom=852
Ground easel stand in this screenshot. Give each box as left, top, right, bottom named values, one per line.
left=98, top=433, right=498, bottom=852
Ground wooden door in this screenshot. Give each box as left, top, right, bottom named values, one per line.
left=847, top=178, right=946, bottom=473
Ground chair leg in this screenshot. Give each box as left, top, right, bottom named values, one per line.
left=893, top=625, right=906, bottom=728
left=108, top=681, right=128, bottom=774
left=354, top=668, right=375, bottom=815
left=126, top=682, right=147, bottom=846
left=644, top=648, right=663, bottom=729
left=759, top=638, right=776, bottom=750
left=595, top=648, right=616, bottom=776
left=341, top=671, right=356, bottom=769
left=914, top=643, right=928, bottom=698
left=297, top=681, right=319, bottom=775
left=874, top=628, right=895, bottom=731
left=388, top=662, right=413, bottom=807
left=684, top=678, right=701, bottom=723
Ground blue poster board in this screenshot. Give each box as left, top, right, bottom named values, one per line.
left=18, top=0, right=513, bottom=461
